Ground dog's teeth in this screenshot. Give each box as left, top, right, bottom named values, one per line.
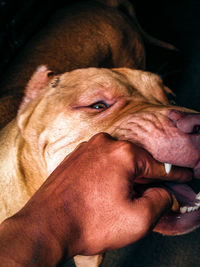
left=180, top=206, right=187, bottom=214
left=179, top=193, right=200, bottom=214
left=187, top=207, right=193, bottom=212
left=180, top=204, right=200, bottom=214
left=196, top=192, right=200, bottom=200
left=164, top=163, right=172, bottom=174
left=195, top=202, right=200, bottom=207
left=193, top=206, right=199, bottom=211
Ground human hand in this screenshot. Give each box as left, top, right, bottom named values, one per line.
left=0, top=133, right=192, bottom=266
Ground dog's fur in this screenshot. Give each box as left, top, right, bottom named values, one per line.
left=0, top=0, right=175, bottom=129
left=1, top=65, right=200, bottom=267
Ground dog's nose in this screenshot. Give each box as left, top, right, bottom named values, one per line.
left=168, top=110, right=200, bottom=134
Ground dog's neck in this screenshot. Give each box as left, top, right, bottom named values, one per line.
left=0, top=120, right=46, bottom=222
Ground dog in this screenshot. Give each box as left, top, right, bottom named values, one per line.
left=0, top=66, right=200, bottom=267
left=0, top=1, right=193, bottom=266
left=0, top=0, right=175, bottom=129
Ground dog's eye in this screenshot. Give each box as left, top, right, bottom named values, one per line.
left=89, top=102, right=109, bottom=110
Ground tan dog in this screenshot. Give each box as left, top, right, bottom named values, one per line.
left=0, top=0, right=175, bottom=129
left=0, top=1, right=192, bottom=266
left=0, top=66, right=200, bottom=267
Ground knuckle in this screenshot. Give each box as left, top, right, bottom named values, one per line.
left=73, top=141, right=88, bottom=152
left=91, top=132, right=111, bottom=142
left=117, top=140, right=133, bottom=153
left=110, top=140, right=136, bottom=168
left=78, top=141, right=87, bottom=147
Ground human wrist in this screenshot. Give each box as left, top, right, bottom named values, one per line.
left=0, top=210, right=70, bottom=266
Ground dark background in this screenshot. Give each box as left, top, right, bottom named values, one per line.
left=0, top=0, right=199, bottom=266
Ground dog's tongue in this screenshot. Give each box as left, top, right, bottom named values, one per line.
left=164, top=182, right=199, bottom=207
left=154, top=182, right=200, bottom=235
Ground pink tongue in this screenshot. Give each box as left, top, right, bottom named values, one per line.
left=164, top=182, right=198, bottom=206
left=154, top=182, right=200, bottom=235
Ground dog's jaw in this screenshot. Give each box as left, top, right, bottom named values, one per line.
left=1, top=67, right=200, bottom=267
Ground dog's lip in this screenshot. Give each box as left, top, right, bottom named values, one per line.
left=152, top=182, right=200, bottom=235
left=155, top=205, right=200, bottom=235
left=141, top=156, right=200, bottom=235
left=133, top=179, right=200, bottom=236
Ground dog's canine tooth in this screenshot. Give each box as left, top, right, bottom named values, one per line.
left=192, top=206, right=199, bottom=211
left=164, top=163, right=172, bottom=174
left=195, top=192, right=200, bottom=200
left=195, top=202, right=200, bottom=207
left=187, top=207, right=193, bottom=212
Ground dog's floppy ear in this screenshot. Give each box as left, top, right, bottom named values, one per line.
left=19, top=65, right=53, bottom=112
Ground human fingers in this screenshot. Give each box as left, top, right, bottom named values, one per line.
left=130, top=145, right=192, bottom=183
left=84, top=136, right=192, bottom=183
left=106, top=187, right=172, bottom=251
left=74, top=136, right=192, bottom=184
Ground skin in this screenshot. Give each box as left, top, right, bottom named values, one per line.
left=0, top=66, right=196, bottom=222
left=0, top=66, right=198, bottom=267
left=0, top=0, right=175, bottom=129
left=0, top=133, right=192, bottom=267
left=0, top=0, right=146, bottom=128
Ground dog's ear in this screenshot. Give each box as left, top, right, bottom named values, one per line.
left=19, top=65, right=53, bottom=112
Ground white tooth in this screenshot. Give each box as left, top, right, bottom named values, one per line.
left=187, top=207, right=193, bottom=212
left=164, top=163, right=172, bottom=174
left=180, top=206, right=187, bottom=214
left=192, top=206, right=199, bottom=211
left=196, top=192, right=200, bottom=200
left=195, top=202, right=200, bottom=207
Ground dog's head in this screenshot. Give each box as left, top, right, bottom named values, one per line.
left=17, top=65, right=200, bottom=236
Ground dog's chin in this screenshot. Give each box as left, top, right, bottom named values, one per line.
left=154, top=182, right=200, bottom=236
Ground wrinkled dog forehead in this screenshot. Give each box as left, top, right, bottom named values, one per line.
left=58, top=67, right=169, bottom=104
left=19, top=66, right=169, bottom=116
left=58, top=67, right=132, bottom=91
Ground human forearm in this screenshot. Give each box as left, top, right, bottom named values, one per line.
left=0, top=133, right=192, bottom=266
left=0, top=213, right=69, bottom=266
